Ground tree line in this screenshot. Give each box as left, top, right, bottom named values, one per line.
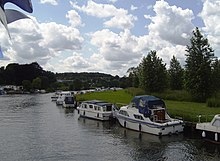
left=0, top=62, right=57, bottom=92
left=127, top=27, right=220, bottom=102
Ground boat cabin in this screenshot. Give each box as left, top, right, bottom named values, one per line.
left=129, top=95, right=167, bottom=123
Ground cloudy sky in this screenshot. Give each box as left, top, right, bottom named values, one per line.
left=0, top=0, right=220, bottom=76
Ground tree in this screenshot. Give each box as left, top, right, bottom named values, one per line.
left=212, top=59, right=220, bottom=93
left=127, top=67, right=139, bottom=87
left=168, top=56, right=183, bottom=90
left=139, top=50, right=167, bottom=93
left=22, top=80, right=32, bottom=91
left=185, top=27, right=215, bottom=102
left=32, top=77, right=42, bottom=90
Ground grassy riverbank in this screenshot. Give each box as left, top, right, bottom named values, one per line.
left=76, top=89, right=220, bottom=123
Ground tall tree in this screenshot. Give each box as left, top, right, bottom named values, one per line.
left=127, top=67, right=139, bottom=88
left=185, top=27, right=215, bottom=101
left=168, top=56, right=183, bottom=90
left=139, top=50, right=167, bottom=93
left=212, top=59, right=220, bottom=93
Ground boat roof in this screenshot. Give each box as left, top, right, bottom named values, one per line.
left=131, top=95, right=165, bottom=109
left=83, top=100, right=112, bottom=106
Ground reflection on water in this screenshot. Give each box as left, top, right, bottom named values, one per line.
left=0, top=94, right=220, bottom=161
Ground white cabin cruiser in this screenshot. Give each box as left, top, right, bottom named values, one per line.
left=196, top=114, right=220, bottom=143
left=63, top=95, right=76, bottom=108
left=77, top=100, right=116, bottom=121
left=116, top=95, right=184, bottom=136
left=56, top=91, right=72, bottom=105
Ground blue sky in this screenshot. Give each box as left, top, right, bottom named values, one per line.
left=0, top=0, right=220, bottom=76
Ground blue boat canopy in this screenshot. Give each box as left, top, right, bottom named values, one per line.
left=131, top=95, right=165, bottom=117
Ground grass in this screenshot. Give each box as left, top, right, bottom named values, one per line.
left=76, top=89, right=220, bottom=123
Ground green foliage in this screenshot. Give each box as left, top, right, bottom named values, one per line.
left=139, top=50, right=167, bottom=93
left=185, top=27, right=215, bottom=102
left=206, top=91, right=220, bottom=108
left=76, top=90, right=133, bottom=107
left=125, top=87, right=145, bottom=96
left=22, top=80, right=32, bottom=91
left=207, top=98, right=220, bottom=108
left=0, top=62, right=56, bottom=89
left=32, top=77, right=41, bottom=89
left=168, top=56, right=183, bottom=90
left=212, top=59, right=220, bottom=92
left=152, top=90, right=192, bottom=102
left=76, top=89, right=220, bottom=122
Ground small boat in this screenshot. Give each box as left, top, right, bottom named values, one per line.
left=63, top=95, right=77, bottom=108
left=116, top=95, right=184, bottom=136
left=56, top=91, right=72, bottom=105
left=196, top=114, right=220, bottom=143
left=77, top=100, right=116, bottom=121
left=51, top=91, right=60, bottom=101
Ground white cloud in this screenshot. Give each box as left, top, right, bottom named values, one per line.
left=91, top=29, right=141, bottom=62
left=145, top=0, right=195, bottom=45
left=62, top=52, right=90, bottom=69
left=0, top=14, right=84, bottom=68
left=70, top=0, right=137, bottom=29
left=131, top=5, right=138, bottom=11
left=39, top=22, right=84, bottom=51
left=40, top=0, right=58, bottom=5
left=200, top=0, right=220, bottom=57
left=66, top=10, right=83, bottom=27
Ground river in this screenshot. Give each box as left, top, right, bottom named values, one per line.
left=0, top=93, right=220, bottom=161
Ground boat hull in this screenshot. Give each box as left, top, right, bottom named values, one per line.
left=196, top=122, right=220, bottom=143
left=78, top=109, right=113, bottom=121
left=117, top=116, right=184, bottom=136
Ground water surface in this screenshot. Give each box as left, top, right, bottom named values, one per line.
left=0, top=94, right=220, bottom=161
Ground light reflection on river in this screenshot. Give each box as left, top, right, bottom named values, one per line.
left=0, top=93, right=220, bottom=161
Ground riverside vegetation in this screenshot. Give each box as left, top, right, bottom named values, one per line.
left=76, top=88, right=220, bottom=123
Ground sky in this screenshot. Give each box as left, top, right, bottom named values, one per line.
left=0, top=0, right=220, bottom=76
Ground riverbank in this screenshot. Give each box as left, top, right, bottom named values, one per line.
left=76, top=89, right=220, bottom=123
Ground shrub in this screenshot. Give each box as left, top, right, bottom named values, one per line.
left=125, top=87, right=145, bottom=96
left=207, top=98, right=220, bottom=108
left=152, top=90, right=193, bottom=102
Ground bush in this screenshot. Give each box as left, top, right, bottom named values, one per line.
left=207, top=98, right=220, bottom=108
left=125, top=87, right=145, bottom=96
left=152, top=90, right=193, bottom=102
left=207, top=91, right=220, bottom=108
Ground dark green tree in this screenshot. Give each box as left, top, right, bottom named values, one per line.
left=139, top=50, right=167, bottom=93
left=212, top=59, right=220, bottom=93
left=32, top=77, right=42, bottom=90
left=22, top=80, right=32, bottom=91
left=168, top=56, right=183, bottom=90
left=185, top=27, right=215, bottom=102
left=127, top=67, right=139, bottom=88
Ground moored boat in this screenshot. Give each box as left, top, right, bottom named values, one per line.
left=56, top=91, right=72, bottom=105
left=63, top=95, right=77, bottom=108
left=77, top=100, right=116, bottom=121
left=116, top=95, right=184, bottom=136
left=196, top=114, right=220, bottom=143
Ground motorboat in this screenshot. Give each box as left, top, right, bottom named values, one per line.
left=63, top=95, right=77, bottom=108
left=56, top=91, right=72, bottom=105
left=51, top=91, right=60, bottom=101
left=196, top=114, right=220, bottom=143
left=116, top=95, right=184, bottom=136
left=77, top=100, right=117, bottom=121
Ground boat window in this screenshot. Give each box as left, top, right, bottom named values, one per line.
left=134, top=114, right=144, bottom=120
left=83, top=104, right=87, bottom=109
left=103, top=107, right=106, bottom=112
left=106, top=105, right=112, bottom=111
left=98, top=106, right=101, bottom=111
left=89, top=105, right=93, bottom=109
left=213, top=119, right=220, bottom=127
left=119, top=110, right=129, bottom=117
left=94, top=106, right=98, bottom=110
